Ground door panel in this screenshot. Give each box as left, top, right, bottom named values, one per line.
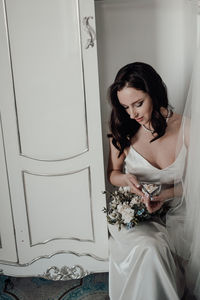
left=5, top=0, right=87, bottom=160
left=23, top=168, right=94, bottom=246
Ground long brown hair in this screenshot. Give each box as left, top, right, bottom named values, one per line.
left=108, top=62, right=170, bottom=157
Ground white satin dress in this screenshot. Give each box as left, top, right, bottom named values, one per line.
left=108, top=143, right=187, bottom=300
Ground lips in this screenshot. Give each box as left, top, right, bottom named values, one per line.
left=135, top=117, right=143, bottom=122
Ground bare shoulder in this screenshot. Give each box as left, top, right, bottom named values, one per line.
left=167, top=112, right=182, bottom=133
left=169, top=112, right=190, bottom=147
left=170, top=112, right=182, bottom=126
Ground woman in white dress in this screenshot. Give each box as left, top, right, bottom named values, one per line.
left=107, top=62, right=188, bottom=300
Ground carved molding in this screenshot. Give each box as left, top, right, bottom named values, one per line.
left=41, top=265, right=90, bottom=281
left=0, top=249, right=108, bottom=267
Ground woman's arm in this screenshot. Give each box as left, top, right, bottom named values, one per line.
left=152, top=182, right=183, bottom=202
left=107, top=138, right=144, bottom=197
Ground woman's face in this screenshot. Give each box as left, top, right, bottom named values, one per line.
left=117, top=87, right=153, bottom=126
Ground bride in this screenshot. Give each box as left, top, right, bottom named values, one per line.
left=107, top=62, right=188, bottom=300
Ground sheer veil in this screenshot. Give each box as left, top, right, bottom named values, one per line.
left=171, top=16, right=200, bottom=298
left=181, top=48, right=200, bottom=298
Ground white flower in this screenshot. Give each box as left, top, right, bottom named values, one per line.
left=117, top=203, right=135, bottom=224
left=123, top=186, right=131, bottom=192
left=117, top=203, right=123, bottom=213
left=121, top=206, right=135, bottom=224
left=119, top=186, right=130, bottom=193
left=109, top=211, right=117, bottom=220
left=130, top=196, right=140, bottom=206
left=110, top=200, right=118, bottom=209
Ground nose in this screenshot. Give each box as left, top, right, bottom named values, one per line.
left=129, top=107, right=138, bottom=119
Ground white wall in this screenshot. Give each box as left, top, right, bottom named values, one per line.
left=198, top=4, right=200, bottom=44
left=95, top=0, right=197, bottom=186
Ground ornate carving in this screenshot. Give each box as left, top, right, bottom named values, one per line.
left=41, top=265, right=90, bottom=281
left=83, top=16, right=96, bottom=49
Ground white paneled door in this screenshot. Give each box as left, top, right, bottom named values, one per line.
left=0, top=0, right=108, bottom=275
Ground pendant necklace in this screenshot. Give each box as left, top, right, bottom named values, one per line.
left=142, top=108, right=172, bottom=134
left=142, top=124, right=154, bottom=134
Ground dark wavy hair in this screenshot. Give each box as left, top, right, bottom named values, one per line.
left=108, top=62, right=171, bottom=157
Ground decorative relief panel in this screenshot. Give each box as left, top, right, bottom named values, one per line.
left=22, top=167, right=94, bottom=246
left=5, top=0, right=88, bottom=161
left=41, top=265, right=90, bottom=281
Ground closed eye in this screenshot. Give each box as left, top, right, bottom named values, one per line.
left=120, top=100, right=144, bottom=110
left=135, top=101, right=144, bottom=107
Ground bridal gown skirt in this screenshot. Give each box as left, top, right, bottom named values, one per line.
left=108, top=220, right=185, bottom=300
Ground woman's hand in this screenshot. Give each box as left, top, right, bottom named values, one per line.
left=142, top=188, right=173, bottom=214
left=122, top=173, right=144, bottom=197
left=142, top=195, right=163, bottom=214
left=151, top=188, right=174, bottom=203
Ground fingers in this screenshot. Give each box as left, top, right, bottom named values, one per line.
left=150, top=196, right=161, bottom=202
left=150, top=189, right=171, bottom=203
left=124, top=174, right=144, bottom=197
left=130, top=185, right=144, bottom=197
left=148, top=202, right=162, bottom=213
left=140, top=190, right=164, bottom=213
left=150, top=195, right=165, bottom=203
left=143, top=196, right=163, bottom=213
left=127, top=174, right=140, bottom=189
left=141, top=195, right=149, bottom=204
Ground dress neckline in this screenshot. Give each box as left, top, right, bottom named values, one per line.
left=126, top=143, right=186, bottom=171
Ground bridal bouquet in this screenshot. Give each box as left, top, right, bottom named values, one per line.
left=103, top=184, right=169, bottom=230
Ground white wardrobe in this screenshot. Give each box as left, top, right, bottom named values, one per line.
left=0, top=0, right=108, bottom=279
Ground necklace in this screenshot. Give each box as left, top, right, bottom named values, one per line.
left=142, top=124, right=154, bottom=133
left=142, top=108, right=172, bottom=134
